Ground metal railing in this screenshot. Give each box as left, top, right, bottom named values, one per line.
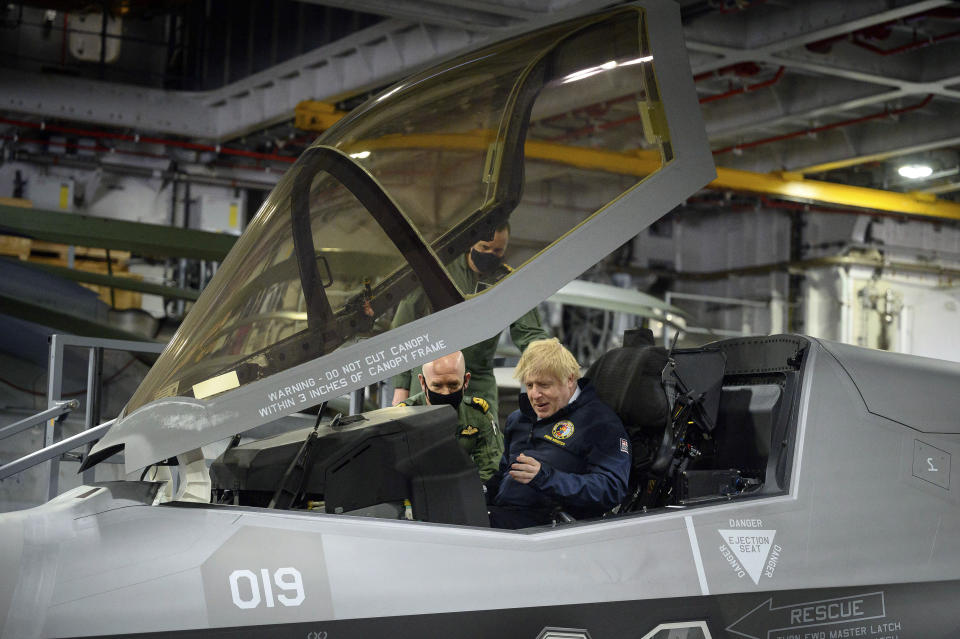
left=0, top=334, right=165, bottom=499
left=1, top=335, right=393, bottom=501
left=0, top=400, right=77, bottom=443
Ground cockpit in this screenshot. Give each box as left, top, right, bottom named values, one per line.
left=203, top=331, right=806, bottom=529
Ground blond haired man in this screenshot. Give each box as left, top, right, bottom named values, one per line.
left=484, top=338, right=631, bottom=529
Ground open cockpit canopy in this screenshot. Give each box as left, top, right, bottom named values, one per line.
left=87, top=2, right=714, bottom=473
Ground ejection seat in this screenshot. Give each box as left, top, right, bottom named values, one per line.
left=585, top=328, right=670, bottom=511
left=586, top=328, right=728, bottom=512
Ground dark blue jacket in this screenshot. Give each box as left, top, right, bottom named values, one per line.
left=485, top=380, right=631, bottom=520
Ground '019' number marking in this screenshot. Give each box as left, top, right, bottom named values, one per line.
left=229, top=567, right=305, bottom=609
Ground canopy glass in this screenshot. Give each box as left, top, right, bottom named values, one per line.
left=125, top=7, right=670, bottom=416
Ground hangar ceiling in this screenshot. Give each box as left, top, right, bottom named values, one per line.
left=1, top=0, right=959, bottom=206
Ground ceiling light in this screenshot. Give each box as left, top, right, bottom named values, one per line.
left=898, top=164, right=933, bottom=179
left=349, top=150, right=370, bottom=159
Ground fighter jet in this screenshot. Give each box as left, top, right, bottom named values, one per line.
left=2, top=2, right=958, bottom=638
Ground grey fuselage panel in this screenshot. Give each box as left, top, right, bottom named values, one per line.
left=819, top=338, right=960, bottom=434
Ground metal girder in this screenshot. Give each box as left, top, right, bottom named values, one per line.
left=686, top=0, right=960, bottom=178
left=0, top=204, right=237, bottom=261
left=205, top=19, right=483, bottom=140
left=429, top=0, right=551, bottom=20
left=11, top=260, right=201, bottom=302
left=686, top=0, right=956, bottom=71
left=0, top=18, right=483, bottom=141
left=765, top=57, right=960, bottom=100
left=921, top=181, right=960, bottom=195
left=0, top=1, right=614, bottom=141
left=0, top=67, right=217, bottom=138
left=703, top=76, right=891, bottom=139
left=203, top=0, right=611, bottom=139
left=295, top=0, right=530, bottom=30
left=797, top=135, right=960, bottom=174
left=720, top=102, right=960, bottom=174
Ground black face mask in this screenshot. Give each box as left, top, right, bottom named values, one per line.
left=427, top=387, right=464, bottom=409
left=470, top=248, right=502, bottom=274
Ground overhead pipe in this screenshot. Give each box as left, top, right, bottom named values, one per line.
left=712, top=94, right=933, bottom=156
left=620, top=251, right=960, bottom=282
left=534, top=63, right=768, bottom=129
left=0, top=117, right=297, bottom=164
left=4, top=135, right=171, bottom=162
left=693, top=61, right=764, bottom=82
left=7, top=136, right=288, bottom=183
left=6, top=134, right=285, bottom=179
left=543, top=64, right=783, bottom=143
left=544, top=68, right=784, bottom=143
left=683, top=194, right=924, bottom=223
left=699, top=66, right=784, bottom=105
left=849, top=6, right=960, bottom=55
left=755, top=195, right=924, bottom=222
left=11, top=149, right=280, bottom=191
left=806, top=7, right=960, bottom=54
left=852, top=28, right=960, bottom=55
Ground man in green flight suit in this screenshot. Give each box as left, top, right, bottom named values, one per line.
left=391, top=223, right=549, bottom=424
left=397, top=351, right=503, bottom=481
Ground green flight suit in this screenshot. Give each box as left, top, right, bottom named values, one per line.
left=397, top=392, right=504, bottom=481
left=391, top=253, right=549, bottom=424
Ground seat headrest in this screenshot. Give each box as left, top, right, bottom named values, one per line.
left=586, top=343, right=669, bottom=435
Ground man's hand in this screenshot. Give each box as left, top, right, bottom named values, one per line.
left=392, top=388, right=410, bottom=406
left=509, top=453, right=541, bottom=484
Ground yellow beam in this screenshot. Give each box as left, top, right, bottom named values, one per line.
left=711, top=166, right=960, bottom=221
left=356, top=131, right=495, bottom=153
left=525, top=140, right=662, bottom=175
left=338, top=130, right=960, bottom=222
left=346, top=132, right=664, bottom=173
left=294, top=101, right=349, bottom=132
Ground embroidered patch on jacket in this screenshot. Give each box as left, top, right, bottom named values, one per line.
left=552, top=420, right=575, bottom=439
left=620, top=437, right=629, bottom=453
left=543, top=434, right=566, bottom=447
left=460, top=426, right=479, bottom=436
